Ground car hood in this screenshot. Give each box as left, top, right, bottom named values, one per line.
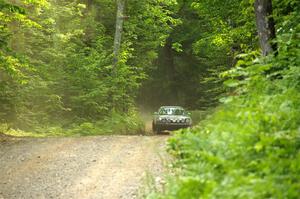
left=158, top=115, right=190, bottom=119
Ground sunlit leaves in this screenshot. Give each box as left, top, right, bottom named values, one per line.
left=172, top=42, right=183, bottom=52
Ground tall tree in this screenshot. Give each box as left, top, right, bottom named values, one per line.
left=254, top=0, right=277, bottom=56
left=113, top=0, right=125, bottom=67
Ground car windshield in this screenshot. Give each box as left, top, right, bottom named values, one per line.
left=158, top=108, right=185, bottom=116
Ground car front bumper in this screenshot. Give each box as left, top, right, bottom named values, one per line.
left=156, top=122, right=191, bottom=131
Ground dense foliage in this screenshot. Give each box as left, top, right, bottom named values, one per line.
left=0, top=0, right=177, bottom=133
left=147, top=0, right=300, bottom=198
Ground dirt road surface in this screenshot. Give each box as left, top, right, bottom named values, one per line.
left=0, top=135, right=169, bottom=199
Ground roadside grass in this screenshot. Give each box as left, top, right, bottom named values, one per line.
left=0, top=111, right=145, bottom=138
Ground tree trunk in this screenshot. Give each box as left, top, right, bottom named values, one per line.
left=164, top=37, right=178, bottom=104
left=254, top=0, right=277, bottom=56
left=113, top=0, right=125, bottom=68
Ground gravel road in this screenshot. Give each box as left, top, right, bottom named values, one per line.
left=0, top=135, right=169, bottom=199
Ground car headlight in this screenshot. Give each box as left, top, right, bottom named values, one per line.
left=185, top=118, right=191, bottom=123
left=158, top=117, right=165, bottom=122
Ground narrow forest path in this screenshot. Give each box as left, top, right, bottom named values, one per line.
left=0, top=135, right=169, bottom=199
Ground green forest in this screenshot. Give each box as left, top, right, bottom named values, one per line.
left=1, top=0, right=299, bottom=198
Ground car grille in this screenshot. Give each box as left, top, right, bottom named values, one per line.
left=161, top=118, right=186, bottom=123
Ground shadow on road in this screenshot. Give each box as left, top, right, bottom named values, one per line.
left=156, top=131, right=171, bottom=136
